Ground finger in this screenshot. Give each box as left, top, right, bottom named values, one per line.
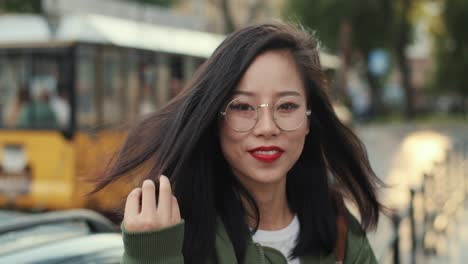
left=141, top=179, right=157, bottom=215
left=124, top=188, right=142, bottom=217
left=171, top=196, right=181, bottom=223
left=157, top=175, right=172, bottom=221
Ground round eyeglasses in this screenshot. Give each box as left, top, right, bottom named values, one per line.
left=220, top=96, right=311, bottom=132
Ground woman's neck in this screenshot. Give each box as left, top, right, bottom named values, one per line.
left=243, top=181, right=294, bottom=231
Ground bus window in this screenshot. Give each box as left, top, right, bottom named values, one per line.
left=101, top=49, right=124, bottom=125
left=169, top=55, right=183, bottom=98
left=194, top=57, right=205, bottom=72
left=167, top=55, right=204, bottom=99
left=138, top=53, right=158, bottom=116
left=124, top=51, right=139, bottom=120
left=76, top=46, right=97, bottom=128
left=0, top=53, right=70, bottom=130
left=25, top=56, right=66, bottom=129
left=0, top=56, right=27, bottom=128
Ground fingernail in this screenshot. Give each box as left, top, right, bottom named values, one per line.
left=143, top=179, right=153, bottom=186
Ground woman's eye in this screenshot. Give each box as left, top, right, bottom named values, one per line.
left=277, top=103, right=299, bottom=111
left=230, top=103, right=253, bottom=111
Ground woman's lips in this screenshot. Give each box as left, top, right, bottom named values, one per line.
left=248, top=146, right=284, bottom=163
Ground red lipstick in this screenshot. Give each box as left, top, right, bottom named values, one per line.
left=248, top=146, right=284, bottom=163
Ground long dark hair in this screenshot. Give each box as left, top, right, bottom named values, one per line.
left=94, top=23, right=383, bottom=263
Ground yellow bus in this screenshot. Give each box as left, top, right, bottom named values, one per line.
left=0, top=14, right=223, bottom=215
left=0, top=14, right=341, bottom=216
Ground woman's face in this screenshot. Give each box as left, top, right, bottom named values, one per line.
left=219, top=50, right=309, bottom=190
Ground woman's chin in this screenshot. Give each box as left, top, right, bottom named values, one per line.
left=241, top=172, right=286, bottom=187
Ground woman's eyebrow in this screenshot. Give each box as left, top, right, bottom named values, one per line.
left=277, top=91, right=302, bottom=97
left=232, top=90, right=302, bottom=97
left=232, top=90, right=255, bottom=97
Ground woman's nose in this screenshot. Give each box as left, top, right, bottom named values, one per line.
left=252, top=107, right=280, bottom=137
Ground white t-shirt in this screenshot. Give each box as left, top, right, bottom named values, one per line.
left=251, top=215, right=300, bottom=264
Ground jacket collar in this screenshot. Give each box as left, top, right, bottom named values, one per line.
left=214, top=217, right=335, bottom=263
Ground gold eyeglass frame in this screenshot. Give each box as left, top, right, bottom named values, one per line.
left=220, top=96, right=312, bottom=132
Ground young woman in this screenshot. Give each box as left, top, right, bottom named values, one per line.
left=95, top=23, right=382, bottom=263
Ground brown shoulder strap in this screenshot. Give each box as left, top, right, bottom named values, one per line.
left=335, top=212, right=347, bottom=262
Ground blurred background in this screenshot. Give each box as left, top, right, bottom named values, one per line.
left=0, top=0, right=466, bottom=263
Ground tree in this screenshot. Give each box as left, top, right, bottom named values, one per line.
left=219, top=0, right=236, bottom=33
left=285, top=0, right=394, bottom=117
left=0, top=0, right=41, bottom=13
left=394, top=0, right=416, bottom=119
left=129, top=0, right=177, bottom=8
left=209, top=0, right=266, bottom=33
left=434, top=0, right=468, bottom=113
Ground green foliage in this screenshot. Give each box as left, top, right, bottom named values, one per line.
left=0, top=0, right=41, bottom=13
left=445, top=0, right=468, bottom=44
left=128, top=0, right=177, bottom=8
left=434, top=0, right=468, bottom=96
left=284, top=0, right=393, bottom=52
left=285, top=0, right=399, bottom=117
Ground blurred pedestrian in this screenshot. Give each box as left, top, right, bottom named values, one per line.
left=95, top=23, right=382, bottom=264
left=139, top=85, right=156, bottom=116
left=3, top=88, right=30, bottom=127
left=50, top=88, right=70, bottom=128
left=17, top=88, right=57, bottom=128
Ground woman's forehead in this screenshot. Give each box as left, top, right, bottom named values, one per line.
left=234, top=50, right=306, bottom=98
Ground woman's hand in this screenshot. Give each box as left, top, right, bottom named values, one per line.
left=123, top=175, right=181, bottom=232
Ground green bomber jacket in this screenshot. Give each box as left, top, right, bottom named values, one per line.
left=121, top=215, right=377, bottom=264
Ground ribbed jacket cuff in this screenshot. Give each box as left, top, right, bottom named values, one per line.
left=122, top=221, right=185, bottom=263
